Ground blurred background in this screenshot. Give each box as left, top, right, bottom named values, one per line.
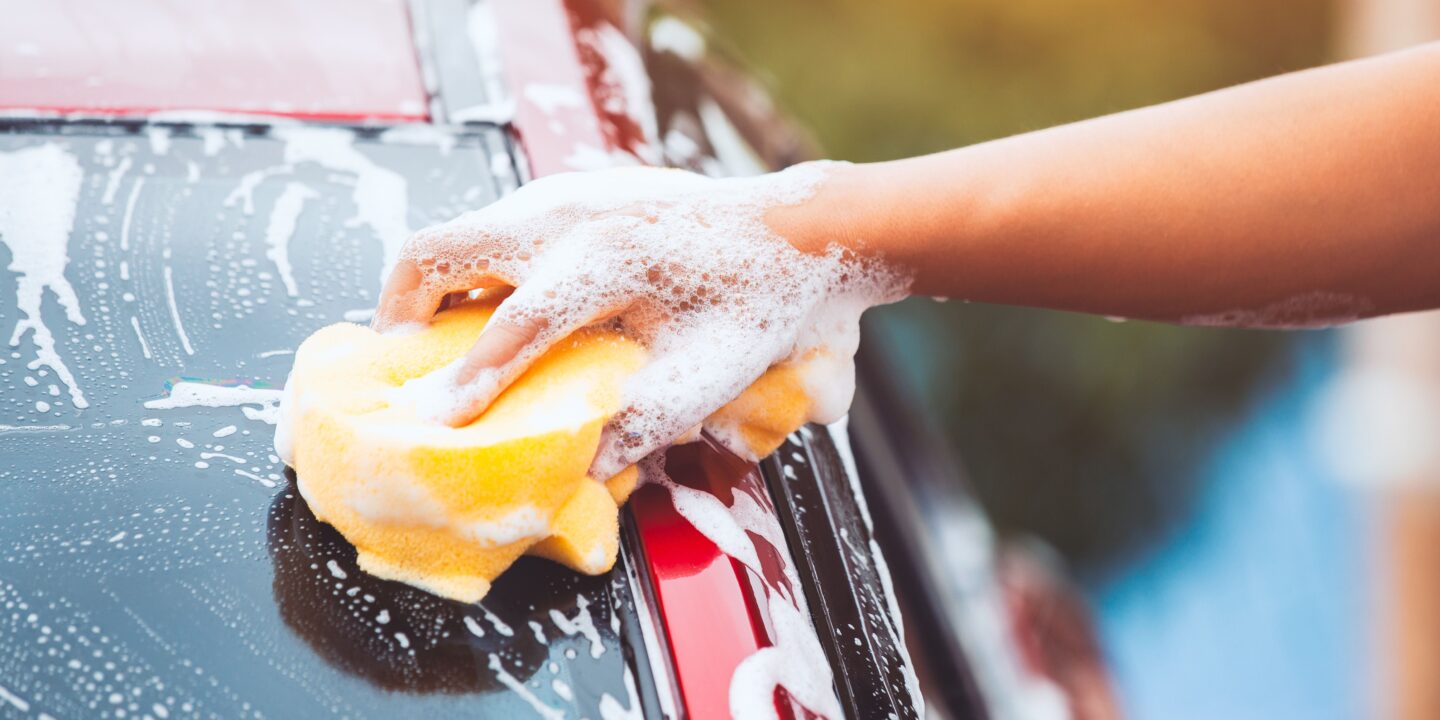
left=696, top=0, right=1440, bottom=718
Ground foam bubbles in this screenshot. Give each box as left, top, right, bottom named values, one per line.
left=396, top=163, right=909, bottom=472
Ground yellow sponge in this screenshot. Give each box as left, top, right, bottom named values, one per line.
left=281, top=299, right=809, bottom=602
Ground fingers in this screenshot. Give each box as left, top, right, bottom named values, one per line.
left=372, top=258, right=427, bottom=330
left=371, top=226, right=513, bottom=332
left=434, top=282, right=621, bottom=427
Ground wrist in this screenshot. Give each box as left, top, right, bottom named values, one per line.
left=764, top=160, right=871, bottom=257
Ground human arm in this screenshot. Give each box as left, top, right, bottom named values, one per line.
left=773, top=42, right=1440, bottom=325
left=372, top=42, right=1440, bottom=473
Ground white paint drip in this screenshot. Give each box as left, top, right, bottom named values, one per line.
left=264, top=182, right=317, bottom=297
left=0, top=143, right=89, bottom=409
left=143, top=382, right=283, bottom=424
left=487, top=653, right=563, bottom=720
left=162, top=265, right=194, bottom=355
left=549, top=595, right=605, bottom=659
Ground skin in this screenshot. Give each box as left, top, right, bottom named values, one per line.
left=374, top=41, right=1440, bottom=466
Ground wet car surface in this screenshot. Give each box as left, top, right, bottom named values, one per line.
left=0, top=123, right=666, bottom=718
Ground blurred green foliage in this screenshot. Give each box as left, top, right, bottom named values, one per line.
left=702, top=0, right=1335, bottom=578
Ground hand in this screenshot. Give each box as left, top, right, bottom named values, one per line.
left=373, top=164, right=905, bottom=478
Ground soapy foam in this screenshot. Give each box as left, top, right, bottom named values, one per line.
left=487, top=653, right=564, bottom=720
left=397, top=163, right=908, bottom=472
left=548, top=595, right=605, bottom=659
left=729, top=599, right=844, bottom=720
left=649, top=17, right=706, bottom=61
left=264, top=182, right=317, bottom=297
left=226, top=128, right=411, bottom=284
left=1180, top=290, right=1373, bottom=329
left=639, top=453, right=843, bottom=718
left=0, top=143, right=89, bottom=409
left=340, top=467, right=552, bottom=549
left=143, top=382, right=283, bottom=423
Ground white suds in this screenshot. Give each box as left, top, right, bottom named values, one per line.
left=280, top=128, right=410, bottom=282
left=397, top=164, right=907, bottom=474
left=144, top=382, right=283, bottom=424
left=0, top=424, right=71, bottom=434
left=340, top=463, right=551, bottom=547
left=234, top=469, right=277, bottom=488
left=552, top=678, right=574, bottom=702
left=528, top=620, right=547, bottom=645
left=464, top=615, right=486, bottom=638
left=649, top=17, right=706, bottom=61
left=483, top=607, right=514, bottom=637
left=524, top=83, right=585, bottom=115
left=871, top=538, right=926, bottom=716
left=264, top=182, right=317, bottom=297
left=488, top=653, right=564, bottom=720
left=549, top=595, right=605, bottom=659
left=660, top=474, right=762, bottom=572
left=580, top=22, right=660, bottom=164
left=599, top=665, right=644, bottom=720
left=212, top=425, right=237, bottom=438
left=326, top=560, right=347, bottom=579
left=1180, top=291, right=1373, bottom=329
left=102, top=155, right=132, bottom=204
left=120, top=177, right=143, bottom=251
left=729, top=600, right=844, bottom=720
left=0, top=144, right=89, bottom=409
left=226, top=128, right=411, bottom=283
left=0, top=683, right=30, bottom=713
left=129, top=315, right=152, bottom=360
left=459, top=0, right=509, bottom=121
left=642, top=455, right=843, bottom=719
left=162, top=265, right=194, bottom=355
left=146, top=127, right=171, bottom=155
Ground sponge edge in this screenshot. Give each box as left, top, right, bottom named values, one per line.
left=280, top=299, right=812, bottom=602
